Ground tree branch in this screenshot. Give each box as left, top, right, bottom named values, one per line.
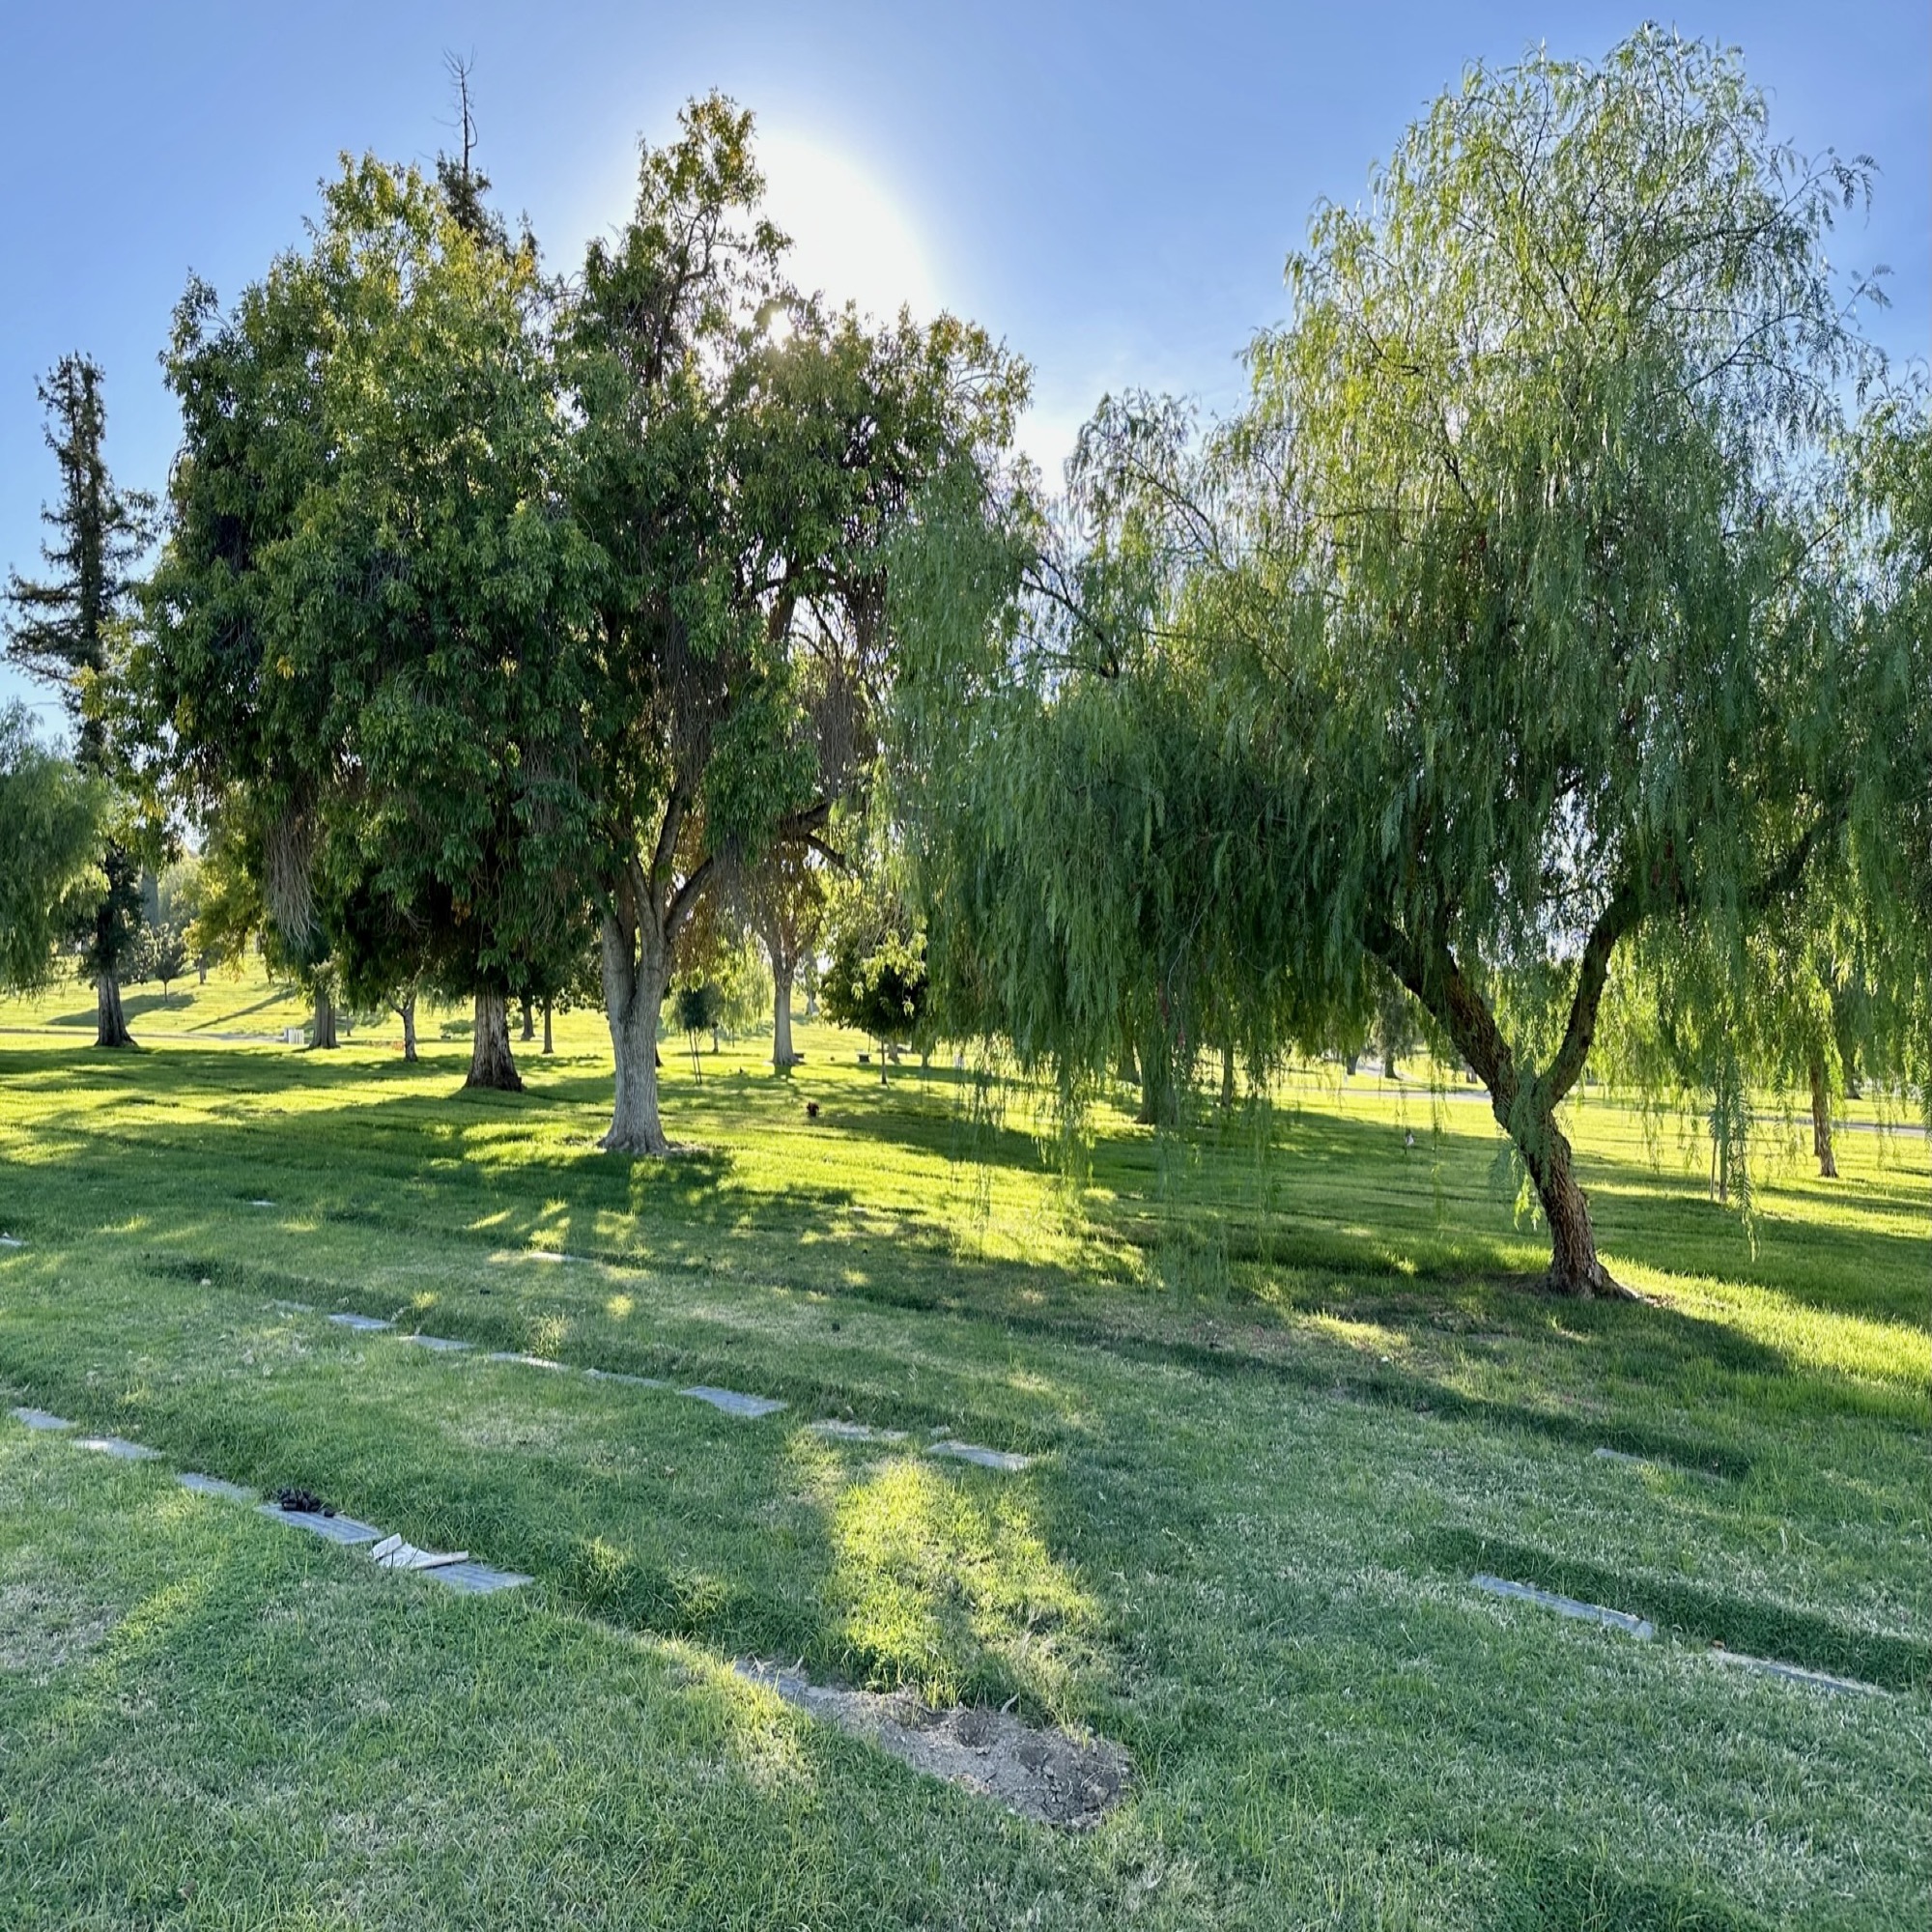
left=1539, top=880, right=1639, bottom=1109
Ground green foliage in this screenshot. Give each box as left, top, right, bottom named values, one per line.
left=3, top=355, right=154, bottom=774
left=0, top=706, right=103, bottom=993
left=671, top=979, right=724, bottom=1076
left=4, top=355, right=156, bottom=1019
left=672, top=980, right=724, bottom=1039
left=821, top=872, right=928, bottom=1062
left=141, top=155, right=594, bottom=1024
left=895, top=32, right=1916, bottom=1290
left=565, top=93, right=1023, bottom=1148
left=135, top=916, right=190, bottom=999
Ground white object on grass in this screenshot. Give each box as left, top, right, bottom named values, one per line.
left=1472, top=1573, right=1654, bottom=1639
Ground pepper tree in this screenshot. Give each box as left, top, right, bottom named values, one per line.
left=897, top=33, right=1915, bottom=1295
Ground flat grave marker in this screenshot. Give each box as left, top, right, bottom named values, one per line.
left=431, top=1560, right=532, bottom=1595
left=1472, top=1572, right=1654, bottom=1639
left=179, top=1472, right=257, bottom=1503
left=680, top=1385, right=787, bottom=1420
left=75, top=1435, right=160, bottom=1462
left=808, top=1419, right=908, bottom=1444
left=926, top=1438, right=1031, bottom=1473
left=1706, top=1648, right=1883, bottom=1695
left=260, top=1503, right=383, bottom=1546
left=10, top=1406, right=73, bottom=1432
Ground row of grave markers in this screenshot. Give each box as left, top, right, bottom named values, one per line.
left=3, top=1232, right=1883, bottom=1695
left=306, top=1301, right=1033, bottom=1469
left=10, top=1402, right=531, bottom=1593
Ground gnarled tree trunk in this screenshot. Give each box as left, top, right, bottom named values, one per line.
left=601, top=909, right=669, bottom=1153
left=95, top=972, right=133, bottom=1049
left=466, top=990, right=523, bottom=1091
left=1809, top=1057, right=1837, bottom=1179
left=1368, top=896, right=1640, bottom=1300
left=395, top=990, right=417, bottom=1062
left=1519, top=1112, right=1620, bottom=1296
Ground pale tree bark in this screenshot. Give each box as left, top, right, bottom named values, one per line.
left=601, top=790, right=829, bottom=1152
left=466, top=990, right=523, bottom=1091
left=772, top=954, right=797, bottom=1070
left=601, top=905, right=669, bottom=1153
left=309, top=982, right=338, bottom=1051
left=1808, top=1057, right=1838, bottom=1179
left=542, top=998, right=554, bottom=1056
left=394, top=989, right=417, bottom=1062
left=95, top=972, right=133, bottom=1049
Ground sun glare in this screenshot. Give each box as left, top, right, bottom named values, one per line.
left=753, top=129, right=942, bottom=323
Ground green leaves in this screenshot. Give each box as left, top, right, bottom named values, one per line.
left=0, top=707, right=104, bottom=994
left=893, top=32, right=1914, bottom=1282
left=146, top=153, right=593, bottom=1011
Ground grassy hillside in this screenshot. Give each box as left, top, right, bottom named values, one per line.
left=0, top=966, right=1924, bottom=1927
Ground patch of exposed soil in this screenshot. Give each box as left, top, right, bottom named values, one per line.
left=737, top=1661, right=1130, bottom=1828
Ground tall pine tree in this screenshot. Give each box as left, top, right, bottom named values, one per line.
left=4, top=355, right=153, bottom=1045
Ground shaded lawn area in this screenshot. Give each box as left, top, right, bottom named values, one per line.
left=0, top=1019, right=1925, bottom=1928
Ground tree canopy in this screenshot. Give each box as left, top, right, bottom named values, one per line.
left=565, top=94, right=1022, bottom=1151
left=141, top=156, right=594, bottom=1089
left=4, top=354, right=155, bottom=1044
left=0, top=706, right=103, bottom=995
left=895, top=30, right=1924, bottom=1294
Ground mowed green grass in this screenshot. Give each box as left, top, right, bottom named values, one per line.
left=0, top=976, right=1925, bottom=1929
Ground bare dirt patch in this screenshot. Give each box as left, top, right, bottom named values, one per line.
left=737, top=1660, right=1130, bottom=1828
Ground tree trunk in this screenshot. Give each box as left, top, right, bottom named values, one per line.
left=1365, top=905, right=1640, bottom=1300
left=1520, top=1114, right=1620, bottom=1296
left=772, top=952, right=797, bottom=1071
left=1809, top=1057, right=1838, bottom=1179
left=601, top=910, right=669, bottom=1154
left=94, top=972, right=133, bottom=1049
left=309, top=984, right=338, bottom=1051
left=519, top=993, right=535, bottom=1042
left=542, top=998, right=554, bottom=1056
left=1136, top=1048, right=1177, bottom=1127
left=1219, top=1042, right=1236, bottom=1108
left=396, top=991, right=417, bottom=1063
left=466, top=990, right=523, bottom=1091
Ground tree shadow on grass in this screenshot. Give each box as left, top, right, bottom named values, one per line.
left=5, top=1038, right=1921, bottom=1415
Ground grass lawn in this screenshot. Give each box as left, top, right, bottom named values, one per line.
left=0, top=972, right=1925, bottom=1928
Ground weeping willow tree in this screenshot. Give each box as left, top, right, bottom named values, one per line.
left=0, top=705, right=103, bottom=994
left=896, top=32, right=1920, bottom=1297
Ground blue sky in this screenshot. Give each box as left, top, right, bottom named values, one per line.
left=4, top=2, right=1925, bottom=732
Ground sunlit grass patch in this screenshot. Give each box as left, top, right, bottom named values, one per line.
left=818, top=1455, right=1102, bottom=1711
